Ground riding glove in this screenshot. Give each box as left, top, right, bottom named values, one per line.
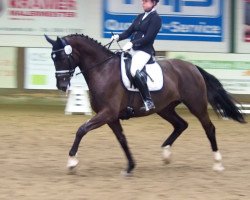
left=110, top=34, right=119, bottom=42
left=122, top=42, right=133, bottom=51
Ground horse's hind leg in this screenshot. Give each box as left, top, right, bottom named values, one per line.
left=108, top=120, right=135, bottom=175
left=158, top=102, right=188, bottom=163
left=184, top=101, right=225, bottom=171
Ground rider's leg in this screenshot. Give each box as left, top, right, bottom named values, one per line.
left=134, top=70, right=155, bottom=111
left=130, top=50, right=150, bottom=77
left=130, top=50, right=155, bottom=111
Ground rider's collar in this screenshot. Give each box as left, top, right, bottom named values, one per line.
left=144, top=7, right=156, bottom=15
left=143, top=8, right=156, bottom=20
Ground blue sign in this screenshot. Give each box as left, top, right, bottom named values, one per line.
left=103, top=0, right=224, bottom=42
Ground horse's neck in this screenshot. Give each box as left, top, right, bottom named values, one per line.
left=74, top=37, right=119, bottom=86
left=80, top=56, right=120, bottom=90
left=79, top=45, right=110, bottom=68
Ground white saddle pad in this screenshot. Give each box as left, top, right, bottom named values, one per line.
left=121, top=53, right=163, bottom=91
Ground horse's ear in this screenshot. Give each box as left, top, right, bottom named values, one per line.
left=44, top=34, right=55, bottom=45
left=58, top=37, right=67, bottom=46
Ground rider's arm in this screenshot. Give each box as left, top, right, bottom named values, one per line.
left=118, top=15, right=142, bottom=41
left=132, top=15, right=161, bottom=48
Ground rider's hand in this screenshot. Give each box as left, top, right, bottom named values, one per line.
left=122, top=42, right=133, bottom=51
left=110, top=34, right=119, bottom=42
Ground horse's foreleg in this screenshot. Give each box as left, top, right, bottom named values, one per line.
left=108, top=120, right=135, bottom=175
left=67, top=111, right=109, bottom=169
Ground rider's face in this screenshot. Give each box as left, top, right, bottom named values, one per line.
left=142, top=0, right=155, bottom=12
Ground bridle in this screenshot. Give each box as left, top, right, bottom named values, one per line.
left=51, top=39, right=78, bottom=80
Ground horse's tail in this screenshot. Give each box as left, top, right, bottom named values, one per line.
left=196, top=65, right=246, bottom=123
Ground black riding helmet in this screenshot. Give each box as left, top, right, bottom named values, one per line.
left=145, top=0, right=160, bottom=3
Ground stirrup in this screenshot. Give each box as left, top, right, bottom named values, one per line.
left=141, top=100, right=155, bottom=111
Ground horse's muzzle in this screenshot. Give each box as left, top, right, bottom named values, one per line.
left=56, top=79, right=69, bottom=92
left=57, top=85, right=68, bottom=92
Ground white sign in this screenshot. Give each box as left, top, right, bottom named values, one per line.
left=0, top=0, right=88, bottom=47
left=25, top=48, right=88, bottom=90
left=25, top=48, right=57, bottom=89
left=0, top=0, right=84, bottom=35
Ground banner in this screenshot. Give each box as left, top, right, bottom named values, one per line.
left=103, top=0, right=230, bottom=52
left=25, top=48, right=57, bottom=89
left=104, top=0, right=223, bottom=42
left=0, top=47, right=17, bottom=88
left=0, top=0, right=230, bottom=51
left=168, top=52, right=250, bottom=94
left=0, top=0, right=90, bottom=47
left=0, top=0, right=84, bottom=36
left=235, top=0, right=250, bottom=53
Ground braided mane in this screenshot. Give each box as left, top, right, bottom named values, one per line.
left=66, top=34, right=115, bottom=55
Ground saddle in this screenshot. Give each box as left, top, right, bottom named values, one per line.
left=123, top=52, right=155, bottom=88
left=120, top=52, right=163, bottom=92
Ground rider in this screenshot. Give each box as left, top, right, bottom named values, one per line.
left=111, top=0, right=162, bottom=112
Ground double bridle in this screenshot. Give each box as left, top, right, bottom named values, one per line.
left=51, top=46, right=77, bottom=80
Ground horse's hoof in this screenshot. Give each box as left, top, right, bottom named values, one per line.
left=67, top=156, right=79, bottom=170
left=162, top=145, right=172, bottom=164
left=120, top=170, right=133, bottom=177
left=163, top=158, right=171, bottom=165
left=120, top=163, right=135, bottom=177
left=213, top=162, right=225, bottom=172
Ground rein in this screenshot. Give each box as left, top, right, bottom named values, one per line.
left=76, top=40, right=118, bottom=76
left=76, top=54, right=116, bottom=76
left=104, top=41, right=113, bottom=49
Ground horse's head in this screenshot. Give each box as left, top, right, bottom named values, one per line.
left=45, top=35, right=80, bottom=92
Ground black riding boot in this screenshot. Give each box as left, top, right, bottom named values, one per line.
left=134, top=70, right=155, bottom=111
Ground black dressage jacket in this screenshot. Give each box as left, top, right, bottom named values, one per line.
left=118, top=11, right=162, bottom=55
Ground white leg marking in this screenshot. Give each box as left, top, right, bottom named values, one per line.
left=67, top=156, right=79, bottom=170
left=213, top=151, right=225, bottom=172
left=214, top=151, right=222, bottom=161
left=162, top=145, right=172, bottom=164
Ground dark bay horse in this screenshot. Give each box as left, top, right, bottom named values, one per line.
left=45, top=34, right=246, bottom=174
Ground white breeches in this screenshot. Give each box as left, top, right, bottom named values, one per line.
left=130, top=49, right=151, bottom=77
